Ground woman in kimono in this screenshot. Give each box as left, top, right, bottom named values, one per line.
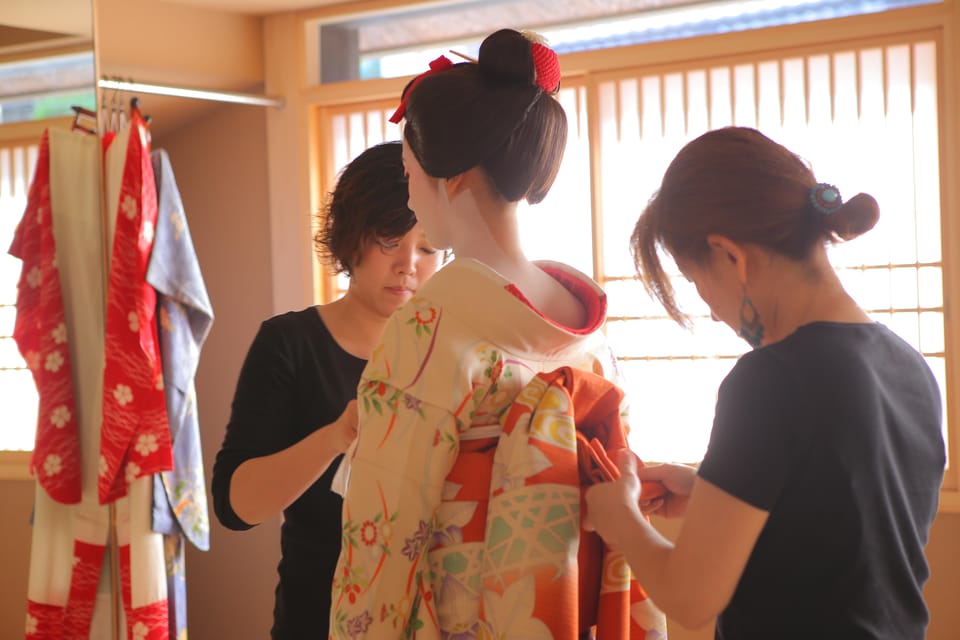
left=584, top=127, right=945, bottom=638
left=330, top=28, right=665, bottom=640
left=211, top=141, right=444, bottom=639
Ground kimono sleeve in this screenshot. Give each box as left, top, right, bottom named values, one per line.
left=330, top=313, right=460, bottom=639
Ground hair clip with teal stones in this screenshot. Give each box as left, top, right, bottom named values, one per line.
left=809, top=183, right=843, bottom=215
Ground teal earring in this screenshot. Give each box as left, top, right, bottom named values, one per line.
left=738, top=294, right=764, bottom=349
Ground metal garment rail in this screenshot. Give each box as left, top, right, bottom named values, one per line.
left=97, top=77, right=284, bottom=108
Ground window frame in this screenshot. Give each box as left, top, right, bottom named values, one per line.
left=270, top=0, right=960, bottom=511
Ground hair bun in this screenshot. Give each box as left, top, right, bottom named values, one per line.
left=826, top=192, right=880, bottom=241
left=478, top=28, right=539, bottom=88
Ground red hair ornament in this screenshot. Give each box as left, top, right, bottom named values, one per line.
left=530, top=42, right=561, bottom=93
left=387, top=40, right=561, bottom=124
left=388, top=55, right=454, bottom=124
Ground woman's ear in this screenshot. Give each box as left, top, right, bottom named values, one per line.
left=706, top=234, right=748, bottom=285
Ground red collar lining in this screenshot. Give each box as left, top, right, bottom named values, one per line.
left=503, top=267, right=606, bottom=335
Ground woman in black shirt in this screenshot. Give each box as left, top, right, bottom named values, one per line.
left=211, top=142, right=443, bottom=639
left=584, top=127, right=945, bottom=639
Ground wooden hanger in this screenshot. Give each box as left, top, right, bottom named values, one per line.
left=70, top=105, right=97, bottom=135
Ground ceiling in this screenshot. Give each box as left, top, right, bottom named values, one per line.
left=1, top=0, right=702, bottom=55
left=0, top=0, right=94, bottom=36
left=159, top=0, right=348, bottom=13
left=0, top=0, right=93, bottom=56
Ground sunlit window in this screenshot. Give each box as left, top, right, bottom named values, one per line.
left=314, top=0, right=938, bottom=83
left=0, top=138, right=39, bottom=450
left=315, top=36, right=946, bottom=468
left=597, top=41, right=944, bottom=463
left=0, top=52, right=95, bottom=125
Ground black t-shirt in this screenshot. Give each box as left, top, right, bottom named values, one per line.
left=211, top=308, right=367, bottom=640
left=698, top=322, right=945, bottom=640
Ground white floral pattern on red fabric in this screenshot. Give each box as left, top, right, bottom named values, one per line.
left=98, top=111, right=173, bottom=504
left=120, top=544, right=170, bottom=640
left=8, top=129, right=82, bottom=505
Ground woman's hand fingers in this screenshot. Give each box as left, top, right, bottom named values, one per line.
left=616, top=447, right=638, bottom=477
left=639, top=497, right=663, bottom=515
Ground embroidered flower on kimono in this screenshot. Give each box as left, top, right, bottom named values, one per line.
left=43, top=454, right=62, bottom=477
left=122, top=195, right=138, bottom=220
left=413, top=308, right=437, bottom=325
left=135, top=434, right=159, bottom=457
left=346, top=583, right=362, bottom=604
left=491, top=426, right=552, bottom=493
left=142, top=219, right=155, bottom=244
left=49, top=405, right=71, bottom=429
left=131, top=621, right=149, bottom=640
left=431, top=523, right=464, bottom=549
left=36, top=205, right=44, bottom=224
left=630, top=597, right=668, bottom=635
left=26, top=266, right=41, bottom=288
left=487, top=359, right=504, bottom=385
left=380, top=595, right=414, bottom=626
left=396, top=596, right=412, bottom=620
left=346, top=611, right=373, bottom=639
left=25, top=613, right=38, bottom=635
left=403, top=520, right=432, bottom=560
left=44, top=350, right=64, bottom=373
left=407, top=306, right=439, bottom=337
left=436, top=573, right=480, bottom=639
left=404, top=394, right=422, bottom=411
left=25, top=351, right=41, bottom=370
left=159, top=306, right=172, bottom=332
left=477, top=574, right=552, bottom=640
left=128, top=311, right=140, bottom=332
left=98, top=455, right=108, bottom=477
left=51, top=323, right=67, bottom=344
left=360, top=520, right=378, bottom=546
left=171, top=210, right=185, bottom=238
left=113, top=383, right=134, bottom=406
left=125, top=462, right=142, bottom=484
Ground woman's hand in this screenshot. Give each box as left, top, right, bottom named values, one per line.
left=330, top=399, right=359, bottom=454
left=583, top=449, right=644, bottom=548
left=636, top=462, right=697, bottom=519
left=229, top=399, right=360, bottom=525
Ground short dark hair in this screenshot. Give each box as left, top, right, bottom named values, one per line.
left=631, top=126, right=880, bottom=324
left=401, top=29, right=567, bottom=204
left=313, top=141, right=416, bottom=276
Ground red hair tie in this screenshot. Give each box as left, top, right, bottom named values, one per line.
left=530, top=42, right=561, bottom=93
left=388, top=55, right=455, bottom=123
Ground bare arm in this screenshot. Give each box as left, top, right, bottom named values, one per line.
left=229, top=399, right=358, bottom=525
left=584, top=450, right=768, bottom=630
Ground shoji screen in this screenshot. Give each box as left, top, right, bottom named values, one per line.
left=598, top=38, right=944, bottom=463
left=311, top=37, right=946, bottom=467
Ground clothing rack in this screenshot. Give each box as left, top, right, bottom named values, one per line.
left=98, top=77, right=284, bottom=108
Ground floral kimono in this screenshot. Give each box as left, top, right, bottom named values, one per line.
left=331, top=258, right=665, bottom=639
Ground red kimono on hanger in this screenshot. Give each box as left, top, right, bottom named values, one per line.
left=98, top=108, right=173, bottom=505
